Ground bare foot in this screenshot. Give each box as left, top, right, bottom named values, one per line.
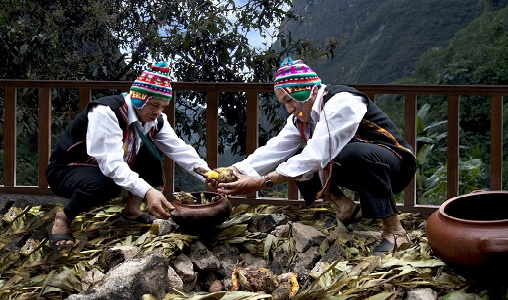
left=123, top=194, right=144, bottom=220
left=50, top=211, right=74, bottom=246
left=326, top=193, right=362, bottom=221
left=381, top=231, right=410, bottom=245
left=381, top=215, right=410, bottom=244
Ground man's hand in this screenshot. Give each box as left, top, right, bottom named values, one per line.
left=206, top=166, right=239, bottom=192
left=145, top=188, right=173, bottom=219
left=216, top=172, right=264, bottom=195
left=206, top=177, right=219, bottom=192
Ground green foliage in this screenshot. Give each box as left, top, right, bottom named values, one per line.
left=280, top=0, right=504, bottom=84
left=0, top=0, right=127, bottom=80
left=16, top=132, right=39, bottom=186
left=399, top=7, right=508, bottom=193
left=408, top=7, right=508, bottom=85
left=0, top=0, right=297, bottom=159
left=420, top=158, right=485, bottom=205
left=414, top=103, right=447, bottom=202
left=412, top=102, right=488, bottom=205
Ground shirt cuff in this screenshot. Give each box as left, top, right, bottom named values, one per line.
left=275, top=165, right=315, bottom=181
left=131, top=180, right=152, bottom=198
left=233, top=161, right=261, bottom=177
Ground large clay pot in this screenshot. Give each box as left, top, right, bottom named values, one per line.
left=426, top=190, right=508, bottom=277
left=170, top=191, right=232, bottom=232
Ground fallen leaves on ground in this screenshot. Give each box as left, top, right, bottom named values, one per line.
left=0, top=198, right=504, bottom=299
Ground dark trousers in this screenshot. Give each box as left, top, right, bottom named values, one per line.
left=296, top=142, right=416, bottom=219
left=46, top=145, right=164, bottom=221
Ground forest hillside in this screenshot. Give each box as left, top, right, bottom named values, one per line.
left=278, top=0, right=508, bottom=84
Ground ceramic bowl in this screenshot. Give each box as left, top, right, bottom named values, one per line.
left=170, top=191, right=232, bottom=231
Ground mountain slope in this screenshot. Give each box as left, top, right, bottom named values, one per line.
left=279, top=0, right=507, bottom=84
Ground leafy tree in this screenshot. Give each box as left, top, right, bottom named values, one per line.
left=0, top=0, right=300, bottom=188
left=406, top=7, right=508, bottom=86
left=0, top=0, right=297, bottom=149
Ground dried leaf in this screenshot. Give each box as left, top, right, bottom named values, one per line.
left=165, top=291, right=272, bottom=300
left=0, top=201, right=504, bottom=299
left=45, top=267, right=81, bottom=292
left=381, top=253, right=446, bottom=269
left=263, top=234, right=277, bottom=260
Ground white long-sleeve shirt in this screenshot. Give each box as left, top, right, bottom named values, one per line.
left=233, top=85, right=368, bottom=180
left=86, top=94, right=208, bottom=198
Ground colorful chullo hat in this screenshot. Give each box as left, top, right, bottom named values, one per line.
left=274, top=57, right=321, bottom=102
left=130, top=62, right=173, bottom=109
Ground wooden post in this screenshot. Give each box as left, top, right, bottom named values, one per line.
left=38, top=88, right=52, bottom=188
left=490, top=95, right=503, bottom=190
left=4, top=87, right=17, bottom=186
left=404, top=94, right=417, bottom=207
left=447, top=95, right=460, bottom=198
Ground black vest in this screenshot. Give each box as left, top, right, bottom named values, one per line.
left=296, top=85, right=415, bottom=161
left=49, top=95, right=164, bottom=166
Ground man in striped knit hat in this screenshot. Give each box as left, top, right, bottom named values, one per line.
left=214, top=57, right=416, bottom=254
left=46, top=62, right=212, bottom=249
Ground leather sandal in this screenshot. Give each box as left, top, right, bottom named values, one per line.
left=372, top=233, right=412, bottom=253
left=47, top=223, right=75, bottom=249
left=121, top=211, right=157, bottom=224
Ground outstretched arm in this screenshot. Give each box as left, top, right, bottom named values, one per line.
left=216, top=171, right=291, bottom=195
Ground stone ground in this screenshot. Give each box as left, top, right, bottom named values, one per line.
left=0, top=193, right=69, bottom=207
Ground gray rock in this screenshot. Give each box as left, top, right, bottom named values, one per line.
left=167, top=265, right=184, bottom=291
left=290, top=246, right=321, bottom=281
left=239, top=252, right=267, bottom=268
left=248, top=214, right=289, bottom=233
left=154, top=218, right=178, bottom=235
left=319, top=243, right=346, bottom=264
left=67, top=253, right=170, bottom=300
left=406, top=288, right=438, bottom=300
left=271, top=224, right=290, bottom=237
left=291, top=222, right=326, bottom=253
left=104, top=246, right=138, bottom=269
left=189, top=240, right=220, bottom=271
left=171, top=253, right=197, bottom=292
left=212, top=243, right=240, bottom=277
left=269, top=251, right=290, bottom=275
left=209, top=279, right=224, bottom=292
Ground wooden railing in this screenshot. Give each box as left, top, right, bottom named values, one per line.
left=1, top=80, right=507, bottom=215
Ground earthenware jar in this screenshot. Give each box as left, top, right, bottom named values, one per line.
left=426, top=190, right=508, bottom=276
left=170, top=191, right=232, bottom=231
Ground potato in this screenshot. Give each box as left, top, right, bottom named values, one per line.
left=193, top=166, right=237, bottom=183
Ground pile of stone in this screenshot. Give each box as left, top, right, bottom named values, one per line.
left=66, top=213, right=368, bottom=299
